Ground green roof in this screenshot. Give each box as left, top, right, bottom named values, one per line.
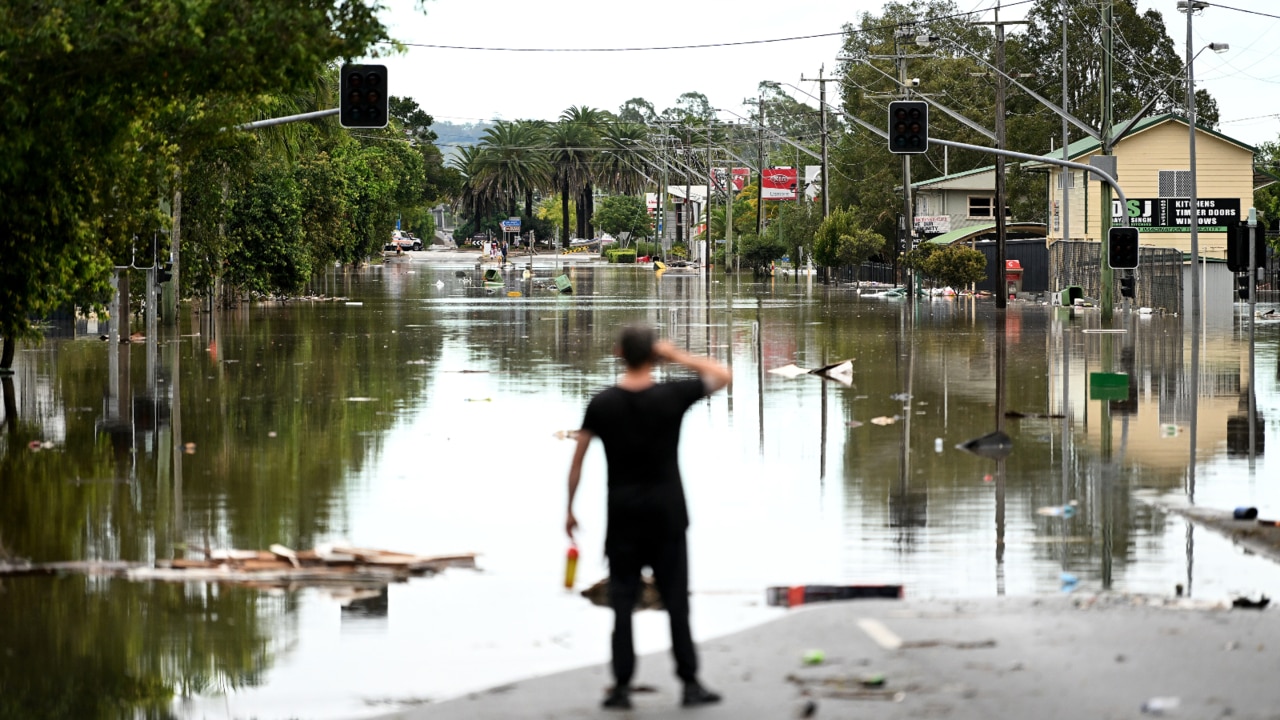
left=1046, top=113, right=1255, bottom=161
left=925, top=222, right=1047, bottom=245
left=911, top=165, right=993, bottom=189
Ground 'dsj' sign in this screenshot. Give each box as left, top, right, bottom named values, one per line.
left=1112, top=198, right=1240, bottom=232
left=761, top=167, right=798, bottom=200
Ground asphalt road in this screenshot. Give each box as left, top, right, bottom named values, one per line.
left=381, top=592, right=1276, bottom=720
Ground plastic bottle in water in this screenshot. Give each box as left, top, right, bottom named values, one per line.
left=564, top=545, right=579, bottom=589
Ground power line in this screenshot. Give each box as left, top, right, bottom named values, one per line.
left=1200, top=1, right=1280, bottom=21
left=386, top=0, right=1035, bottom=54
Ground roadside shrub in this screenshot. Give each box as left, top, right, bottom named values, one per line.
left=608, top=249, right=637, bottom=264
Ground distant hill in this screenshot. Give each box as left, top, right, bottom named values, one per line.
left=432, top=120, right=494, bottom=161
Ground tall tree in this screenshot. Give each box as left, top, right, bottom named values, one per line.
left=476, top=120, right=552, bottom=217
left=618, top=98, right=658, bottom=124
left=559, top=106, right=611, bottom=238
left=0, top=0, right=390, bottom=369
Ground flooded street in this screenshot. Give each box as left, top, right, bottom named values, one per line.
left=2, top=261, right=1279, bottom=719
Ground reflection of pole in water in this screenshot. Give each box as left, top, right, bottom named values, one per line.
left=1189, top=297, right=1199, bottom=502
left=754, top=310, right=764, bottom=454
left=724, top=278, right=733, bottom=417
left=819, top=379, right=827, bottom=481
left=995, top=310, right=1007, bottom=595
left=170, top=318, right=184, bottom=554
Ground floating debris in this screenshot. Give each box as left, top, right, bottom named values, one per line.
left=957, top=430, right=1013, bottom=459
left=870, top=416, right=899, bottom=426
left=581, top=575, right=664, bottom=611
left=0, top=545, right=478, bottom=588
left=1036, top=501, right=1078, bottom=518
left=767, top=360, right=855, bottom=387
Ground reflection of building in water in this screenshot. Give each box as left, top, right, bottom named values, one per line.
left=1047, top=314, right=1245, bottom=471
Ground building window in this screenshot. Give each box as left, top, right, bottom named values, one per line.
left=917, top=195, right=929, bottom=214
left=1159, top=170, right=1191, bottom=197
left=1057, top=171, right=1075, bottom=189
left=969, top=196, right=994, bottom=217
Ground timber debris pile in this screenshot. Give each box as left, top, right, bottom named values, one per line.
left=0, top=544, right=477, bottom=588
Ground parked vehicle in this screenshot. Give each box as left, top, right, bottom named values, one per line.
left=389, top=231, right=422, bottom=252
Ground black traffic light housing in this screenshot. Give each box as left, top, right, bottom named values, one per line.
left=1237, top=273, right=1251, bottom=301
left=1226, top=222, right=1266, bottom=272
left=340, top=64, right=388, bottom=128
left=157, top=262, right=173, bottom=284
left=888, top=101, right=929, bottom=155
left=1118, top=273, right=1135, bottom=299
left=1107, top=227, right=1139, bottom=269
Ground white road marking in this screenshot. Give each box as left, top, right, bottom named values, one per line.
left=858, top=618, right=903, bottom=650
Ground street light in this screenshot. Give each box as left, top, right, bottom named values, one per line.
left=1180, top=0, right=1228, bottom=321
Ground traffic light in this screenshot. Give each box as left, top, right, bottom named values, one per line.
left=157, top=262, right=173, bottom=284
left=340, top=64, right=388, bottom=128
left=1107, top=226, right=1139, bottom=269
left=1118, top=274, right=1135, bottom=299
left=1237, top=273, right=1251, bottom=301
left=888, top=101, right=929, bottom=154
left=1226, top=222, right=1266, bottom=272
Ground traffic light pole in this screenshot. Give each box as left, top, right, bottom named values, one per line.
left=237, top=108, right=339, bottom=131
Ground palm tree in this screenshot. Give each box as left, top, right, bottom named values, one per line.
left=476, top=120, right=551, bottom=218
left=599, top=123, right=651, bottom=197
left=544, top=121, right=593, bottom=246
left=449, top=144, right=490, bottom=233
left=559, top=106, right=611, bottom=239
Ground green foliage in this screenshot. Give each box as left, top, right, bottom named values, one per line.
left=900, top=242, right=940, bottom=273
left=766, top=201, right=824, bottom=267
left=607, top=249, right=638, bottom=264
left=635, top=241, right=660, bottom=258
left=0, top=0, right=392, bottom=360
left=813, top=207, right=887, bottom=271
left=669, top=244, right=689, bottom=260
left=593, top=195, right=650, bottom=240
left=921, top=245, right=988, bottom=288
left=737, top=234, right=787, bottom=274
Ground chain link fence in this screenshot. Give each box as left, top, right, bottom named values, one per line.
left=1049, top=241, right=1184, bottom=312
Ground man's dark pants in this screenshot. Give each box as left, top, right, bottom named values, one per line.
left=607, top=536, right=697, bottom=686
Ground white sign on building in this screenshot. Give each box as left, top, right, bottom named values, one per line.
left=914, top=215, right=951, bottom=234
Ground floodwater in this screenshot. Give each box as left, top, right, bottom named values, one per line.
left=2, top=261, right=1278, bottom=719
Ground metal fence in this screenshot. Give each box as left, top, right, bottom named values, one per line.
left=1049, top=241, right=1184, bottom=312
left=836, top=261, right=896, bottom=285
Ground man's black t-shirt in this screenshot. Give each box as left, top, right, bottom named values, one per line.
left=581, top=378, right=708, bottom=552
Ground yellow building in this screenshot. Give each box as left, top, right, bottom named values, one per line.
left=1043, top=113, right=1254, bottom=259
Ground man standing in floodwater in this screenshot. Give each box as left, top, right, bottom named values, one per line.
left=566, top=325, right=732, bottom=710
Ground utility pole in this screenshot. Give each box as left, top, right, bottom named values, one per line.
left=1100, top=0, right=1116, bottom=321
left=977, top=4, right=1027, bottom=310
left=755, top=95, right=766, bottom=238
left=706, top=125, right=714, bottom=277
left=1061, top=0, right=1071, bottom=246
left=869, top=33, right=940, bottom=292
left=684, top=126, right=692, bottom=254
left=800, top=66, right=839, bottom=219
left=897, top=32, right=913, bottom=293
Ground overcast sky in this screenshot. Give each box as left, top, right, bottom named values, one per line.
left=374, top=0, right=1280, bottom=149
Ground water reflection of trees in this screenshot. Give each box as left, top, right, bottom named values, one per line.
left=0, top=273, right=443, bottom=715
left=0, top=577, right=276, bottom=719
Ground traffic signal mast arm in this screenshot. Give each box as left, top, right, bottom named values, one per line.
left=851, top=107, right=1131, bottom=227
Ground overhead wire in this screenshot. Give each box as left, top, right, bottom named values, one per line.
left=387, top=0, right=1035, bottom=53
